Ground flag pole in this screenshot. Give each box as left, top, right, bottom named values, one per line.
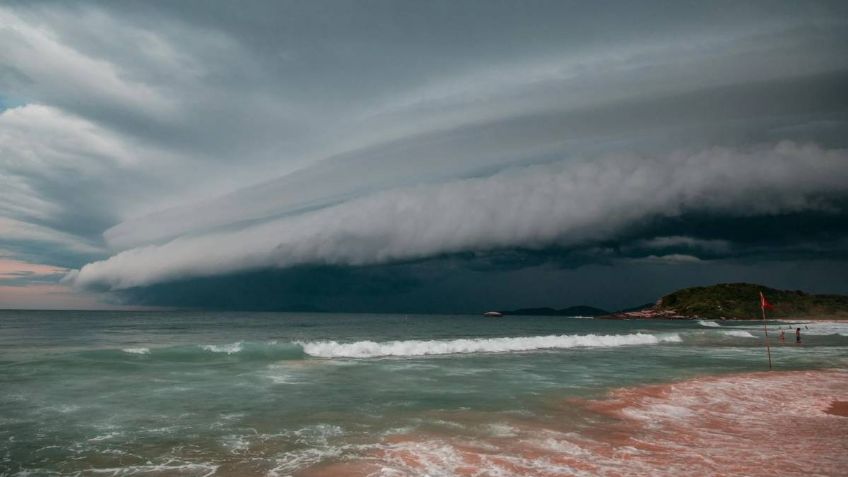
left=760, top=291, right=772, bottom=370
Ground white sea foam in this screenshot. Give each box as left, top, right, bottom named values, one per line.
left=746, top=321, right=848, bottom=337
left=723, top=330, right=756, bottom=338
left=121, top=347, right=149, bottom=354
left=200, top=342, right=243, bottom=354
left=267, top=447, right=346, bottom=477
left=301, top=333, right=681, bottom=358
left=698, top=320, right=721, bottom=328
left=622, top=403, right=696, bottom=421
left=221, top=434, right=250, bottom=454
left=794, top=322, right=848, bottom=337
left=375, top=438, right=580, bottom=477
left=88, top=432, right=122, bottom=442
left=86, top=462, right=218, bottom=476
left=485, top=423, right=518, bottom=437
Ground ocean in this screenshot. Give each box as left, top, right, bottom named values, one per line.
left=1, top=311, right=846, bottom=476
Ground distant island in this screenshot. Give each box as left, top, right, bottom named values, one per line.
left=604, top=282, right=848, bottom=320
left=499, top=306, right=609, bottom=317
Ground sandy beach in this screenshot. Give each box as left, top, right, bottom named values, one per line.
left=304, top=370, right=848, bottom=477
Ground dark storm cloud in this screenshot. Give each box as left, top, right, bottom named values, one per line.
left=1, top=1, right=848, bottom=308
left=111, top=253, right=848, bottom=313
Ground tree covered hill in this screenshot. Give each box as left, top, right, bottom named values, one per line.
left=655, top=283, right=848, bottom=320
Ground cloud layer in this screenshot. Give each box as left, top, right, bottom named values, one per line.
left=69, top=142, right=848, bottom=290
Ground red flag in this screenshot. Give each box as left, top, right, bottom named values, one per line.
left=759, top=291, right=774, bottom=310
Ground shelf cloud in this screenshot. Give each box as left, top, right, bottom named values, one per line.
left=68, top=142, right=848, bottom=290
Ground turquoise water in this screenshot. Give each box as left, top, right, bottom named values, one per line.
left=1, top=311, right=846, bottom=476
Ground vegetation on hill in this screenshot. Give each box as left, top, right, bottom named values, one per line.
left=656, top=283, right=848, bottom=319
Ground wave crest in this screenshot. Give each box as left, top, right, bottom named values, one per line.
left=301, top=333, right=681, bottom=358
left=122, top=347, right=150, bottom=354
left=201, top=342, right=243, bottom=354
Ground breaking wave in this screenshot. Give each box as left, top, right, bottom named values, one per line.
left=723, top=330, right=756, bottom=338
left=121, top=347, right=150, bottom=354
left=698, top=320, right=721, bottom=328
left=300, top=333, right=682, bottom=358
left=201, top=342, right=243, bottom=354
left=101, top=333, right=693, bottom=362
left=113, top=342, right=306, bottom=361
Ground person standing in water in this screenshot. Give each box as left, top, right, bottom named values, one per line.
left=779, top=329, right=785, bottom=342
left=796, top=327, right=801, bottom=344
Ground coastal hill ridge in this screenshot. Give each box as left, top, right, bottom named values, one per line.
left=496, top=283, right=848, bottom=320
left=607, top=282, right=848, bottom=320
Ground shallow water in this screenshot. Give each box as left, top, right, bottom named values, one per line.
left=1, top=311, right=846, bottom=476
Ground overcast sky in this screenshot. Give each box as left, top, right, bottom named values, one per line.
left=2, top=0, right=848, bottom=311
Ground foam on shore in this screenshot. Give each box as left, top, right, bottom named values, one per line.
left=301, top=370, right=848, bottom=477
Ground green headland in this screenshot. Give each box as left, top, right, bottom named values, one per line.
left=611, top=282, right=848, bottom=320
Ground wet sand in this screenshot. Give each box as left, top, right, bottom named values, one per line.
left=826, top=400, right=848, bottom=417
left=302, top=370, right=848, bottom=476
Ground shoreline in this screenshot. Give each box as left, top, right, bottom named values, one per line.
left=5, top=312, right=846, bottom=477
left=302, top=369, right=848, bottom=476
left=599, top=313, right=848, bottom=321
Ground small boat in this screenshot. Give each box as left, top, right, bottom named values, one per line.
left=483, top=311, right=503, bottom=317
